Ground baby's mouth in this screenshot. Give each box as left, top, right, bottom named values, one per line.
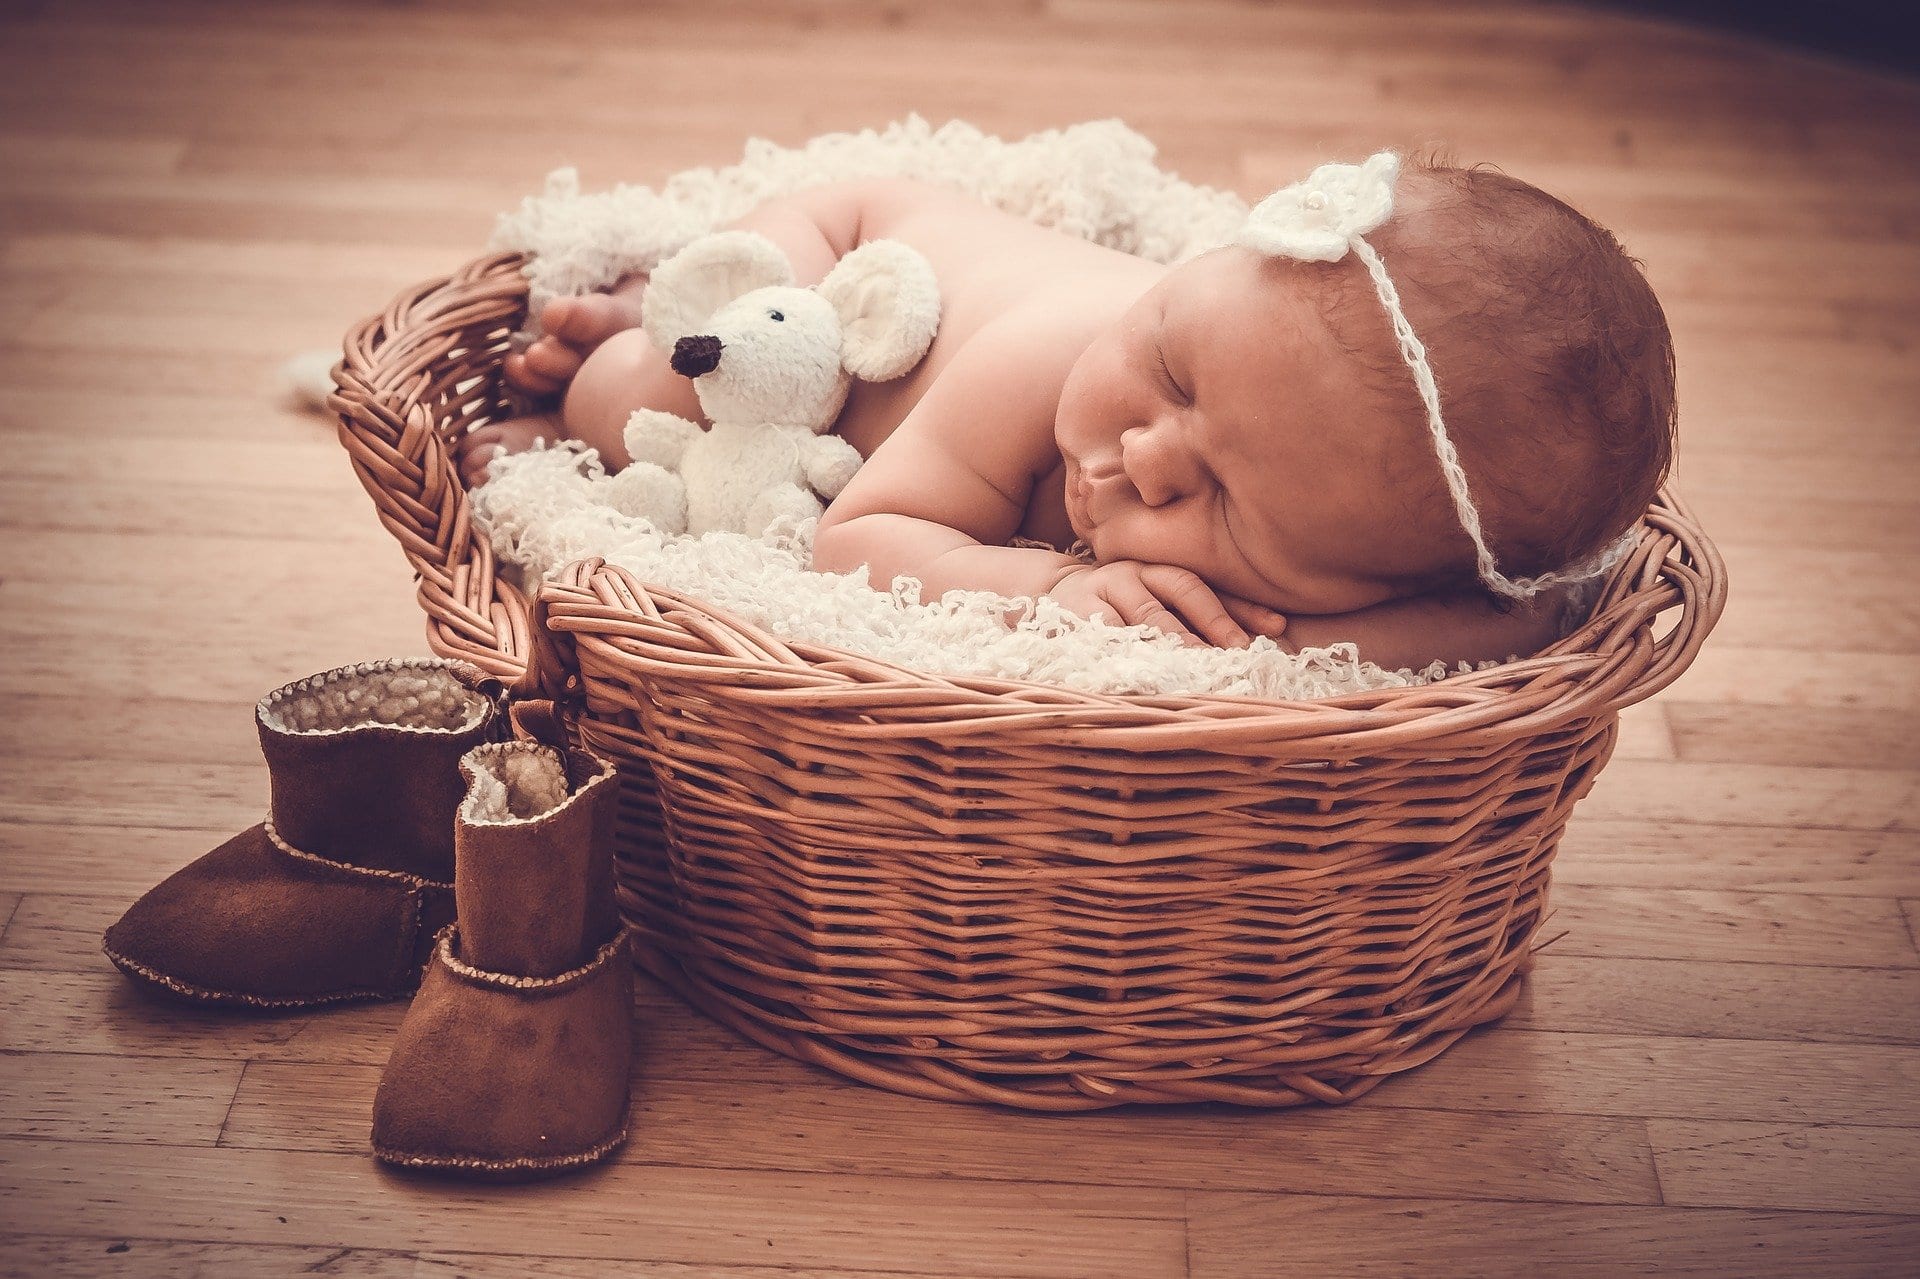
left=1065, top=464, right=1102, bottom=538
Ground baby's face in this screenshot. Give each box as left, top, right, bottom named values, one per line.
left=1054, top=247, right=1445, bottom=616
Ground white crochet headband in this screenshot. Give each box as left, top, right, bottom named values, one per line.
left=1234, top=152, right=1639, bottom=601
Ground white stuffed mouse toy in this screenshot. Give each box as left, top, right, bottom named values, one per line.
left=601, top=229, right=941, bottom=540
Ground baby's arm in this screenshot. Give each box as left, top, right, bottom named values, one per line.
left=813, top=312, right=1084, bottom=602
left=813, top=312, right=1255, bottom=648
left=1275, top=585, right=1576, bottom=671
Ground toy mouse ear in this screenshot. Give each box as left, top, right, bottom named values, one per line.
left=817, top=240, right=942, bottom=381
left=641, top=231, right=794, bottom=350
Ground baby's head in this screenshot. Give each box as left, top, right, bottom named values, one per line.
left=1054, top=155, right=1675, bottom=615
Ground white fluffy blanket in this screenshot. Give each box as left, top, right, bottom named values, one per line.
left=491, top=115, right=1250, bottom=324
left=476, top=117, right=1461, bottom=699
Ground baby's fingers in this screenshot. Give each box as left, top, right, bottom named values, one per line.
left=1138, top=565, right=1252, bottom=648
left=1220, top=594, right=1288, bottom=641
left=1095, top=576, right=1204, bottom=646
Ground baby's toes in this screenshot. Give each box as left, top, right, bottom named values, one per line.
left=502, top=350, right=565, bottom=397
left=526, top=330, right=583, bottom=380
left=545, top=293, right=644, bottom=350
left=455, top=439, right=497, bottom=488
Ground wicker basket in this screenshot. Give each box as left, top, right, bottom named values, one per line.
left=331, top=250, right=1726, bottom=1110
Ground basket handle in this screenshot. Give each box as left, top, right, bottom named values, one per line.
left=332, top=251, right=540, bottom=687
left=1559, top=484, right=1729, bottom=716
left=514, top=563, right=607, bottom=702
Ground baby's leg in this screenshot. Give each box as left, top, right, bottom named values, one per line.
left=489, top=185, right=856, bottom=475
left=559, top=329, right=707, bottom=470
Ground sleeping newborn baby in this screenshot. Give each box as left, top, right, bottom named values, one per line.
left=459, top=157, right=1675, bottom=671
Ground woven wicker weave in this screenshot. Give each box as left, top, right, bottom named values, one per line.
left=332, top=250, right=1726, bottom=1110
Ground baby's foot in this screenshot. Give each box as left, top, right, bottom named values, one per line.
left=455, top=414, right=559, bottom=489
left=503, top=293, right=645, bottom=398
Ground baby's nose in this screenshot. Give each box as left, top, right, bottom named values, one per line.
left=1120, top=425, right=1203, bottom=507
left=670, top=334, right=724, bottom=378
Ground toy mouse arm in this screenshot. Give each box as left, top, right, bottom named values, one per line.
left=799, top=433, right=864, bottom=501
left=623, top=409, right=702, bottom=471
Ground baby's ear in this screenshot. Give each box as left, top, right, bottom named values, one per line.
left=641, top=231, right=794, bottom=351
left=817, top=240, right=941, bottom=381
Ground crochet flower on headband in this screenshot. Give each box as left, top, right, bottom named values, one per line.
left=1235, top=152, right=1401, bottom=262
left=1234, top=152, right=1639, bottom=602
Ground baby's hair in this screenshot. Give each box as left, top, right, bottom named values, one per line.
left=1321, top=154, right=1677, bottom=592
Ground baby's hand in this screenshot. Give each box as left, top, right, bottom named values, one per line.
left=1045, top=561, right=1281, bottom=649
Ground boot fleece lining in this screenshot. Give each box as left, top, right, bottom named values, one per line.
left=260, top=660, right=490, bottom=735
left=461, top=744, right=574, bottom=825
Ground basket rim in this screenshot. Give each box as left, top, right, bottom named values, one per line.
left=534, top=476, right=1721, bottom=751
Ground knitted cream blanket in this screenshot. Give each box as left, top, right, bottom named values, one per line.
left=477, top=117, right=1460, bottom=699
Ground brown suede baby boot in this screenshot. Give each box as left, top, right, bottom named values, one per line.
left=370, top=705, right=632, bottom=1180
left=103, top=657, right=508, bottom=1009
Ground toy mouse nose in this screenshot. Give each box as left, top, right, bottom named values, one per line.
left=670, top=334, right=723, bottom=378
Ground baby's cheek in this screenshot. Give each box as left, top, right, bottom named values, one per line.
left=1062, top=381, right=1129, bottom=460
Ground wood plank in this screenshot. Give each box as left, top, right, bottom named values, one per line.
left=0, top=966, right=827, bottom=1091
left=1554, top=819, right=1920, bottom=897
left=0, top=347, right=313, bottom=400
left=0, top=131, right=189, bottom=177
left=412, top=1253, right=929, bottom=1279
left=1510, top=955, right=1920, bottom=1044
left=0, top=823, right=263, bottom=897
left=1547, top=884, right=1918, bottom=968
left=1649, top=1120, right=1920, bottom=1215
left=0, top=432, right=363, bottom=498
left=1650, top=645, right=1920, bottom=712
left=1577, top=760, right=1919, bottom=831
left=0, top=387, right=349, bottom=442
left=1677, top=449, right=1920, bottom=507
left=0, top=764, right=266, bottom=837
left=1187, top=1192, right=1920, bottom=1278
left=0, top=1138, right=1189, bottom=1279
left=0, top=695, right=261, bottom=767
left=1665, top=703, right=1920, bottom=772
left=1608, top=702, right=1672, bottom=762
left=0, top=1236, right=419, bottom=1279
left=0, top=582, right=428, bottom=708
left=0, top=1051, right=241, bottom=1146
left=0, top=969, right=408, bottom=1067
left=0, top=895, right=131, bottom=972
left=221, top=1064, right=1661, bottom=1207
left=0, top=1233, right=909, bottom=1279
left=1683, top=490, right=1920, bottom=556
left=0, top=232, right=457, bottom=286
left=1373, top=1029, right=1920, bottom=1126
left=0, top=479, right=364, bottom=543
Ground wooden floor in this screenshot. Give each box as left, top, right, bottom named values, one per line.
left=2, top=1, right=1917, bottom=1274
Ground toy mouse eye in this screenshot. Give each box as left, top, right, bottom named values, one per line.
left=768, top=309, right=785, bottom=322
